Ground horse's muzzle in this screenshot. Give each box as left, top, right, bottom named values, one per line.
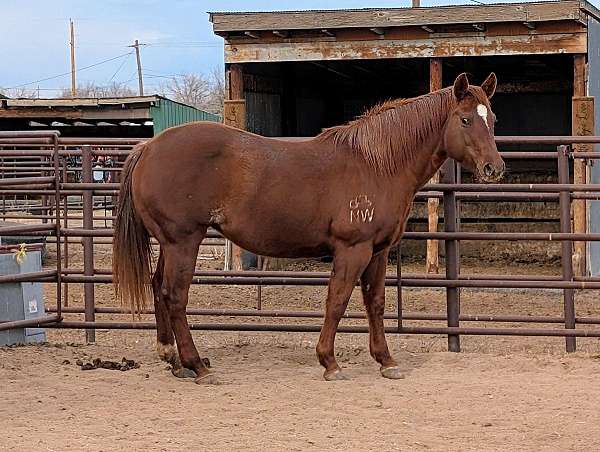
left=479, top=162, right=505, bottom=183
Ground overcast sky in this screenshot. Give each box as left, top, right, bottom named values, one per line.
left=0, top=0, right=584, bottom=96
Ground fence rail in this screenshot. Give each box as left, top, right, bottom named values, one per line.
left=1, top=130, right=600, bottom=352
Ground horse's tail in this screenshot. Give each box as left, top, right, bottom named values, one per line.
left=112, top=143, right=152, bottom=315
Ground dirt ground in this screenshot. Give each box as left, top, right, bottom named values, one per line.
left=2, top=242, right=600, bottom=451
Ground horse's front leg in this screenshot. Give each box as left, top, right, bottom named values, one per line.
left=316, top=243, right=372, bottom=381
left=361, top=249, right=404, bottom=379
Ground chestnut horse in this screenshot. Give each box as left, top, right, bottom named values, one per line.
left=113, top=73, right=504, bottom=384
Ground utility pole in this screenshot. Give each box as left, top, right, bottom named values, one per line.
left=129, top=40, right=144, bottom=96
left=70, top=19, right=77, bottom=97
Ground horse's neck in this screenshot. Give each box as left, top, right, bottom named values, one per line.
left=391, top=94, right=451, bottom=188
left=394, top=126, right=448, bottom=191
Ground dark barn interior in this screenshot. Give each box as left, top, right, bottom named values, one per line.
left=241, top=54, right=574, bottom=181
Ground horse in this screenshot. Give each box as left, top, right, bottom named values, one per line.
left=113, top=72, right=504, bottom=384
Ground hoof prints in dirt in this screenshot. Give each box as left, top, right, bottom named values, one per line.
left=74, top=357, right=140, bottom=371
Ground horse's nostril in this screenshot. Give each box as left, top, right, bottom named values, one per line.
left=483, top=163, right=494, bottom=177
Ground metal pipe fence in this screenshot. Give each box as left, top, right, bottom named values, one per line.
left=2, top=130, right=600, bottom=352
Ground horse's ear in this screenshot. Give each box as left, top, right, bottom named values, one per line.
left=453, top=73, right=469, bottom=101
left=481, top=72, right=497, bottom=99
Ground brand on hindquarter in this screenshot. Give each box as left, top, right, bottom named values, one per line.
left=349, top=194, right=375, bottom=223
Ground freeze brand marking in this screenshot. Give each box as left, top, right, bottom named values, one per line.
left=349, top=194, right=374, bottom=223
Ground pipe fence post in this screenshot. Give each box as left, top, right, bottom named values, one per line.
left=82, top=145, right=96, bottom=343
left=558, top=145, right=576, bottom=352
left=62, top=165, right=69, bottom=307
left=396, top=244, right=403, bottom=331
left=41, top=156, right=49, bottom=224
left=53, top=134, right=63, bottom=320
left=442, top=159, right=461, bottom=352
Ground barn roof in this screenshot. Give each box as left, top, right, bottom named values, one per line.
left=0, top=95, right=221, bottom=134
left=210, top=1, right=600, bottom=64
left=210, top=1, right=600, bottom=34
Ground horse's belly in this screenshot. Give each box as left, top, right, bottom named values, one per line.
left=219, top=217, right=331, bottom=259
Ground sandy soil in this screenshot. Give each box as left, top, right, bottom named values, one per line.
left=2, top=242, right=600, bottom=451
left=2, top=332, right=600, bottom=451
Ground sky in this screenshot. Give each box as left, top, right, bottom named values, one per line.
left=0, top=0, right=587, bottom=97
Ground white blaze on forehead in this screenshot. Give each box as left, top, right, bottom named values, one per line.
left=477, top=104, right=490, bottom=130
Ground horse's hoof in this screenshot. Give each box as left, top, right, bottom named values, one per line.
left=156, top=343, right=178, bottom=364
left=380, top=365, right=405, bottom=380
left=323, top=368, right=348, bottom=381
left=171, top=367, right=197, bottom=379
left=194, top=372, right=219, bottom=385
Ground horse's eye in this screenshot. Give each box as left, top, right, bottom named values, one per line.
left=461, top=117, right=471, bottom=126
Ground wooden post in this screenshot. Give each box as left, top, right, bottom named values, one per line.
left=134, top=40, right=144, bottom=96
left=224, top=64, right=246, bottom=271
left=426, top=58, right=442, bottom=274
left=572, top=55, right=589, bottom=276
left=69, top=19, right=76, bottom=98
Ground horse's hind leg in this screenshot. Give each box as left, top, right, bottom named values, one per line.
left=152, top=250, right=178, bottom=366
left=361, top=249, right=404, bottom=380
left=161, top=231, right=215, bottom=384
left=316, top=243, right=372, bottom=381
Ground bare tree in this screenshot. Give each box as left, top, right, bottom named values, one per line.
left=205, top=68, right=225, bottom=115
left=0, top=87, right=38, bottom=98
left=58, top=81, right=136, bottom=98
left=160, top=69, right=224, bottom=116
left=162, top=73, right=211, bottom=108
left=103, top=82, right=136, bottom=97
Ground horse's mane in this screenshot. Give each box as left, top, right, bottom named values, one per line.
left=316, top=86, right=489, bottom=176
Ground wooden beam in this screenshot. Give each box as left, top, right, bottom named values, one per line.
left=426, top=58, right=442, bottom=275
left=210, top=1, right=583, bottom=33
left=224, top=32, right=587, bottom=63
left=495, top=80, right=570, bottom=94
left=369, top=27, right=385, bottom=37
left=572, top=53, right=590, bottom=276
left=224, top=64, right=246, bottom=271
left=421, top=25, right=434, bottom=33
left=573, top=54, right=586, bottom=97
left=0, top=108, right=152, bottom=120
left=310, top=62, right=352, bottom=80
left=228, top=64, right=244, bottom=100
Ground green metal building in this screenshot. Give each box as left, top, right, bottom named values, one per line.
left=0, top=95, right=221, bottom=137
left=150, top=96, right=221, bottom=134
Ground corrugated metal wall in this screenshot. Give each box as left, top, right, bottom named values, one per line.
left=150, top=97, right=221, bottom=135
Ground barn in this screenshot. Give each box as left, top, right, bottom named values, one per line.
left=210, top=0, right=600, bottom=272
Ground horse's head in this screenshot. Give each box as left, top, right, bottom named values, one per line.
left=443, top=72, right=505, bottom=183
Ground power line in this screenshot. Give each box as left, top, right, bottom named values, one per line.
left=7, top=52, right=133, bottom=89
left=108, top=52, right=133, bottom=83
